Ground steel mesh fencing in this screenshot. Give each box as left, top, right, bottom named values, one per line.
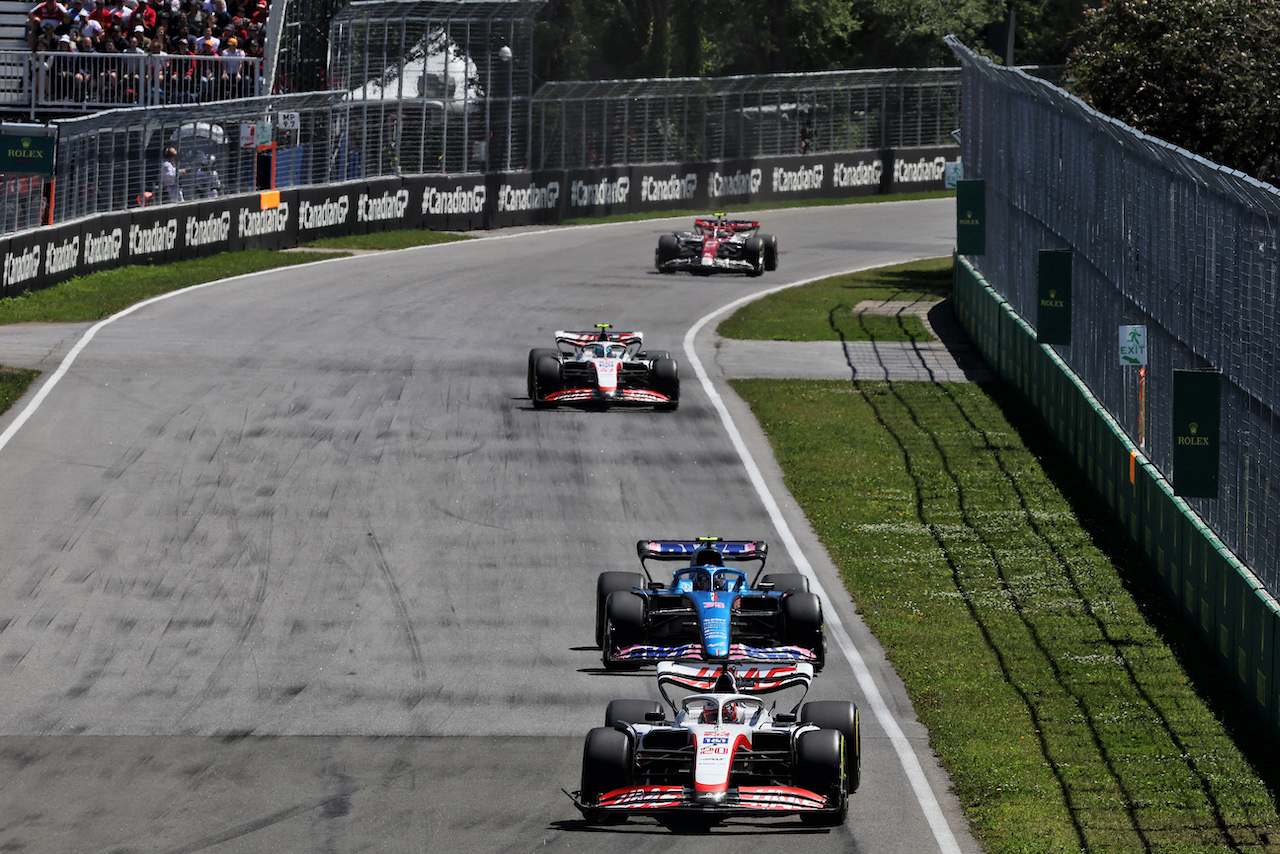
left=949, top=37, right=1280, bottom=591
left=530, top=68, right=960, bottom=170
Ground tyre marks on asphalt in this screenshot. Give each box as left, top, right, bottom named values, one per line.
left=366, top=527, right=428, bottom=712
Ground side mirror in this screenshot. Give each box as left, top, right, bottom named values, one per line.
left=774, top=713, right=796, bottom=724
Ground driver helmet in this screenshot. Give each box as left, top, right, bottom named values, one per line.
left=591, top=343, right=607, bottom=358
left=700, top=701, right=739, bottom=724
left=692, top=572, right=712, bottom=592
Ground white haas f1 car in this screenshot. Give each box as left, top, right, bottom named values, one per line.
left=655, top=214, right=779, bottom=276
left=527, top=324, right=679, bottom=410
left=568, top=661, right=859, bottom=826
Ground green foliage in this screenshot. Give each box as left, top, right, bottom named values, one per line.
left=1065, top=0, right=1280, bottom=180
left=535, top=0, right=1090, bottom=77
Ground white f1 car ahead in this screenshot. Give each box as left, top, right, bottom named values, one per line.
left=655, top=214, right=779, bottom=276
left=568, top=661, right=859, bottom=826
left=527, top=324, right=679, bottom=410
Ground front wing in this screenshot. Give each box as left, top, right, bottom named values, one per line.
left=657, top=256, right=758, bottom=274
left=613, top=642, right=820, bottom=663
left=545, top=387, right=673, bottom=405
left=569, top=784, right=833, bottom=815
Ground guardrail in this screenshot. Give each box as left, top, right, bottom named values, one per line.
left=0, top=49, right=264, bottom=115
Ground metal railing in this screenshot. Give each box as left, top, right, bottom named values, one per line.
left=0, top=50, right=265, bottom=114
left=949, top=37, right=1280, bottom=592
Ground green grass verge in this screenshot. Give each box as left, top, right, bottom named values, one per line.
left=562, top=189, right=954, bottom=225
left=0, top=365, right=37, bottom=412
left=0, top=249, right=348, bottom=325
left=301, top=230, right=472, bottom=250
left=731, top=377, right=1280, bottom=853
left=717, top=256, right=953, bottom=343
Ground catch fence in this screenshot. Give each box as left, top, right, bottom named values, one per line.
left=949, top=38, right=1280, bottom=594
left=530, top=68, right=961, bottom=170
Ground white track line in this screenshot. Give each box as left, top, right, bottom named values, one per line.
left=684, top=272, right=963, bottom=854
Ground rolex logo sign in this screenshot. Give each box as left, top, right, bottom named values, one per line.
left=0, top=125, right=56, bottom=175
left=1172, top=371, right=1220, bottom=498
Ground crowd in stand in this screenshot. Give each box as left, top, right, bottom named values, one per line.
left=26, top=0, right=269, bottom=103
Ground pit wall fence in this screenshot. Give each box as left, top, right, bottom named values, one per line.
left=0, top=145, right=953, bottom=297
left=954, top=255, right=1280, bottom=744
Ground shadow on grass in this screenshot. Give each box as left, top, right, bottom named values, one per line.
left=985, top=381, right=1280, bottom=803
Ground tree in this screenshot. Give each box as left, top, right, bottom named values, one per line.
left=1064, top=0, right=1280, bottom=180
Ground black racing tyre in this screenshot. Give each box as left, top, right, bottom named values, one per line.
left=783, top=590, right=826, bottom=670
left=656, top=234, right=679, bottom=271
left=526, top=348, right=557, bottom=400
left=801, top=700, right=861, bottom=792
left=532, top=354, right=561, bottom=409
left=762, top=233, right=779, bottom=271
left=605, top=699, right=664, bottom=728
left=761, top=572, right=809, bottom=594
left=602, top=591, right=646, bottom=669
left=596, top=571, right=643, bottom=648
left=637, top=350, right=671, bottom=362
left=581, top=726, right=633, bottom=823
left=795, top=728, right=848, bottom=826
left=743, top=236, right=765, bottom=276
left=652, top=357, right=680, bottom=411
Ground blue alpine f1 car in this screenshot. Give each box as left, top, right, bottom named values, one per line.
left=597, top=538, right=825, bottom=670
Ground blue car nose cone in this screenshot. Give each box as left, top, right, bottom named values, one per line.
left=692, top=592, right=732, bottom=658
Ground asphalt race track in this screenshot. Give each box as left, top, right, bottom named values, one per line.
left=0, top=199, right=984, bottom=853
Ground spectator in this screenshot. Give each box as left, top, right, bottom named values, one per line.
left=96, top=35, right=122, bottom=100
left=50, top=33, right=77, bottom=98
left=194, top=155, right=219, bottom=198
left=78, top=9, right=103, bottom=40
left=73, top=35, right=95, bottom=98
left=130, top=23, right=149, bottom=49
left=160, top=146, right=185, bottom=201
left=121, top=32, right=144, bottom=100
left=196, top=36, right=217, bottom=99
left=219, top=34, right=242, bottom=96
left=27, top=0, right=68, bottom=50
left=143, top=36, right=167, bottom=102
left=133, top=0, right=154, bottom=29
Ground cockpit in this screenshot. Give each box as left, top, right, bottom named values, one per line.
left=585, top=342, right=628, bottom=360
left=681, top=695, right=764, bottom=726
left=675, top=567, right=746, bottom=593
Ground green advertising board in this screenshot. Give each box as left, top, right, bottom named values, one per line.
left=956, top=179, right=985, bottom=255
left=1037, top=249, right=1072, bottom=345
left=1173, top=369, right=1221, bottom=498
left=0, top=124, right=56, bottom=176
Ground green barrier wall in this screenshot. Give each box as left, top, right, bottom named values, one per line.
left=954, top=255, right=1280, bottom=743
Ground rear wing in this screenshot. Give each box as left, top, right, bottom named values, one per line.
left=693, top=217, right=760, bottom=233
left=554, top=326, right=643, bottom=356
left=657, top=661, right=813, bottom=712
left=636, top=537, right=768, bottom=582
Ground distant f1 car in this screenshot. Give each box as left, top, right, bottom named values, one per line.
left=597, top=538, right=825, bottom=669
left=568, top=660, right=859, bottom=825
left=654, top=214, right=779, bottom=276
left=527, top=324, right=679, bottom=410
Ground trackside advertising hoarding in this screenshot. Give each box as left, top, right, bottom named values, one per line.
left=0, top=145, right=955, bottom=294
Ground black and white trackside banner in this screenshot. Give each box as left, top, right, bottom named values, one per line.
left=0, top=145, right=956, bottom=296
